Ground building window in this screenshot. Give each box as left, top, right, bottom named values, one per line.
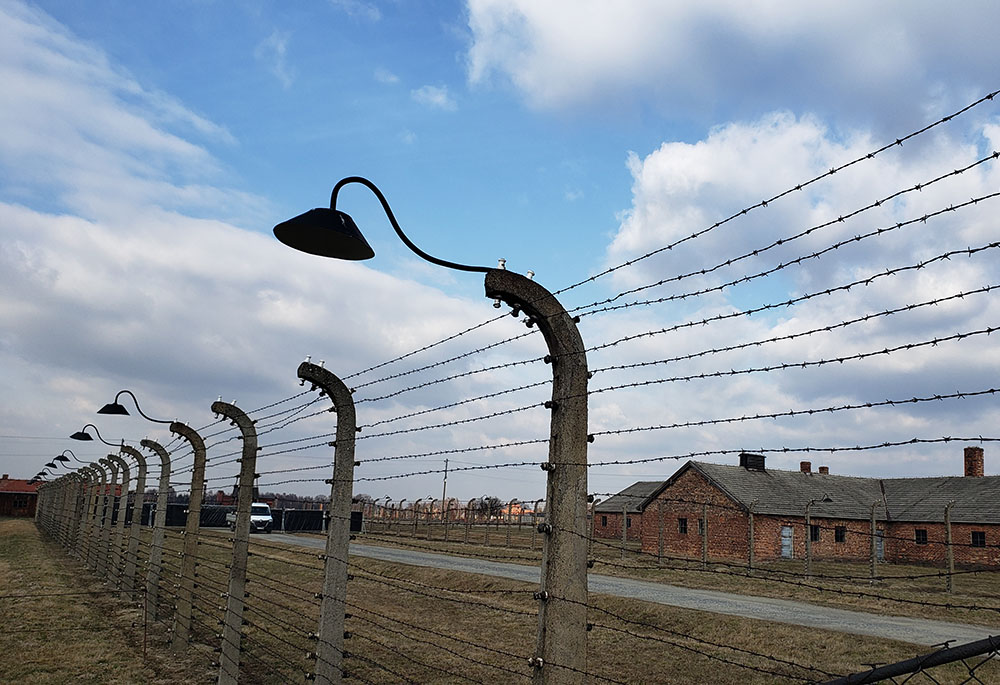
left=626, top=517, right=631, bottom=529
left=601, top=515, right=607, bottom=527
left=809, top=524, right=820, bottom=542
left=13, top=496, right=28, bottom=509
left=698, top=518, right=705, bottom=536
left=972, top=531, right=986, bottom=548
left=678, top=518, right=687, bottom=535
left=835, top=526, right=846, bottom=543
left=915, top=529, right=928, bottom=545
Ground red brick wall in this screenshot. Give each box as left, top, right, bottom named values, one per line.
left=640, top=469, right=749, bottom=561
left=637, top=467, right=1000, bottom=568
left=593, top=511, right=642, bottom=541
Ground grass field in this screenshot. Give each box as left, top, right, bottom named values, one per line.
left=5, top=516, right=999, bottom=683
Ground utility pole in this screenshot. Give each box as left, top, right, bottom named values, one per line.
left=441, top=458, right=448, bottom=518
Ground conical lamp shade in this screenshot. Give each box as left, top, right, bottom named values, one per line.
left=273, top=208, right=375, bottom=260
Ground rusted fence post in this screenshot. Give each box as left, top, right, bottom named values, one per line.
left=170, top=421, right=208, bottom=650
left=486, top=268, right=590, bottom=685
left=299, top=361, right=358, bottom=685
left=214, top=400, right=258, bottom=685
left=142, top=439, right=171, bottom=620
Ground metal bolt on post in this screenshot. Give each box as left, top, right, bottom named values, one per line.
left=214, top=400, right=258, bottom=685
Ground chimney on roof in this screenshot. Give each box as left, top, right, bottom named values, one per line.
left=800, top=461, right=812, bottom=474
left=1, top=474, right=7, bottom=480
left=964, top=446, right=984, bottom=478
left=818, top=466, right=829, bottom=475
left=739, top=452, right=765, bottom=471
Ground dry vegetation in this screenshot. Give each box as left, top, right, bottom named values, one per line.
left=4, top=517, right=999, bottom=684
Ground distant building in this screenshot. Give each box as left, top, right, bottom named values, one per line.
left=593, top=481, right=664, bottom=541
left=637, top=447, right=1000, bottom=568
left=0, top=474, right=39, bottom=517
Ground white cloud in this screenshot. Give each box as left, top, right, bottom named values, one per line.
left=254, top=29, right=295, bottom=89
left=579, top=108, right=1000, bottom=480
left=411, top=84, right=457, bottom=111
left=465, top=0, right=1000, bottom=124
left=374, top=67, right=399, bottom=84
left=329, top=0, right=381, bottom=21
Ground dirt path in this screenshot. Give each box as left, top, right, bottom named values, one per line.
left=267, top=532, right=997, bottom=647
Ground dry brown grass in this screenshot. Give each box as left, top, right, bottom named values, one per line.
left=5, top=518, right=999, bottom=684
left=0, top=517, right=213, bottom=684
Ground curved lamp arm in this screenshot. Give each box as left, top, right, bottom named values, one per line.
left=98, top=389, right=172, bottom=424
left=331, top=176, right=490, bottom=274
left=70, top=424, right=121, bottom=447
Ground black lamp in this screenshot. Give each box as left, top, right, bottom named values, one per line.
left=70, top=423, right=120, bottom=446
left=97, top=389, right=172, bottom=424
left=273, top=176, right=489, bottom=273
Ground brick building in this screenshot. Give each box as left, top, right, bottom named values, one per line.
left=593, top=481, right=664, bottom=540
left=638, top=447, right=1000, bottom=568
left=0, top=474, right=39, bottom=517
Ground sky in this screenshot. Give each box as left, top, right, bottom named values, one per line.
left=1, top=0, right=999, bottom=505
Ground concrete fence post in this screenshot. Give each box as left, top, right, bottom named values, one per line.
left=701, top=503, right=708, bottom=568
left=747, top=499, right=757, bottom=573
left=86, top=462, right=107, bottom=571
left=621, top=504, right=628, bottom=561
left=213, top=400, right=259, bottom=685
left=443, top=500, right=452, bottom=542
left=657, top=500, right=665, bottom=567
left=532, top=499, right=543, bottom=551
left=945, top=500, right=956, bottom=594
left=120, top=445, right=148, bottom=602
left=98, top=457, right=117, bottom=581
left=170, top=421, right=208, bottom=649
left=804, top=500, right=813, bottom=579
left=870, top=501, right=880, bottom=581
left=106, top=453, right=132, bottom=591
left=142, top=439, right=172, bottom=620
left=507, top=499, right=518, bottom=548
left=486, top=268, right=590, bottom=685
left=465, top=501, right=473, bottom=544
left=298, top=361, right=358, bottom=685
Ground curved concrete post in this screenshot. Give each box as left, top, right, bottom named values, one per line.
left=74, top=468, right=94, bottom=556
left=170, top=420, right=207, bottom=649
left=485, top=268, right=589, bottom=685
left=120, top=445, right=148, bottom=601
left=532, top=498, right=544, bottom=551
left=298, top=361, right=357, bottom=685
left=142, top=438, right=171, bottom=620
left=507, top=497, right=520, bottom=547
left=212, top=400, right=258, bottom=685
left=97, top=457, right=118, bottom=580
left=86, top=463, right=107, bottom=571
left=106, top=453, right=131, bottom=590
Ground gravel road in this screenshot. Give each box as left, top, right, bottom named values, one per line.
left=264, top=533, right=996, bottom=646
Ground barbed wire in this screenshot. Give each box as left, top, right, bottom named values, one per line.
left=571, top=155, right=999, bottom=317
left=550, top=87, right=1000, bottom=300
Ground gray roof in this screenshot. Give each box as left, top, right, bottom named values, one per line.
left=676, top=461, right=1000, bottom=524
left=595, top=481, right=666, bottom=514
left=882, top=477, right=1000, bottom=524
